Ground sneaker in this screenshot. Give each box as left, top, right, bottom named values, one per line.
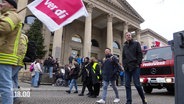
left=88, top=95, right=97, bottom=98
left=78, top=93, right=84, bottom=96
left=96, top=99, right=105, bottom=104
left=73, top=91, right=78, bottom=93
left=66, top=90, right=70, bottom=94
left=143, top=99, right=147, bottom=104
left=113, top=98, right=120, bottom=103
left=143, top=101, right=147, bottom=104
left=86, top=93, right=90, bottom=95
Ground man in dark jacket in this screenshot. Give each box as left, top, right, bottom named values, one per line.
left=78, top=57, right=93, bottom=96
left=96, top=48, right=120, bottom=103
left=122, top=32, right=147, bottom=104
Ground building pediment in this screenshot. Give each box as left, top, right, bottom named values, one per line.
left=108, top=0, right=144, bottom=23
left=141, top=28, right=168, bottom=42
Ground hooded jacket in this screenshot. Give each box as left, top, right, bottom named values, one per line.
left=0, top=8, right=22, bottom=65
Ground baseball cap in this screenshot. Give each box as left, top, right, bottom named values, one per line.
left=5, top=0, right=17, bottom=9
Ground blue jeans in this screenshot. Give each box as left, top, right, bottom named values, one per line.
left=43, top=66, right=48, bottom=73
left=101, top=80, right=119, bottom=100
left=48, top=67, right=53, bottom=78
left=33, top=72, right=40, bottom=87
left=120, top=75, right=124, bottom=86
left=0, top=64, right=13, bottom=104
left=12, top=66, right=22, bottom=88
left=125, top=68, right=145, bottom=103
left=31, top=76, right=35, bottom=86
left=69, top=79, right=78, bottom=92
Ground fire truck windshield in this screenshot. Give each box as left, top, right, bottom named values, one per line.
left=143, top=46, right=172, bottom=61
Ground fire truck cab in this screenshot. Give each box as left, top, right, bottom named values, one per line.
left=140, top=46, right=174, bottom=93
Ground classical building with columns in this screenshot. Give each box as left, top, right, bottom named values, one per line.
left=17, top=0, right=144, bottom=65
left=140, top=29, right=168, bottom=49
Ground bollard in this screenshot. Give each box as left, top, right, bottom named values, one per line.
left=173, top=31, right=184, bottom=104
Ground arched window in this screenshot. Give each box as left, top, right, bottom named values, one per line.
left=25, top=15, right=36, bottom=25
left=91, top=39, right=99, bottom=47
left=113, top=41, right=120, bottom=49
left=71, top=35, right=82, bottom=43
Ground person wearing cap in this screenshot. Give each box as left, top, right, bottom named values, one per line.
left=0, top=0, right=22, bottom=104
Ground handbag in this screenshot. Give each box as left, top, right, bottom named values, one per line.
left=119, top=71, right=124, bottom=77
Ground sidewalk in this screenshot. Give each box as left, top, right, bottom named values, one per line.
left=19, top=81, right=128, bottom=92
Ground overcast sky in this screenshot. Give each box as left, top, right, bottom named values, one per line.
left=127, top=0, right=184, bottom=40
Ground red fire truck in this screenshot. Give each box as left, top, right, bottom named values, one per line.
left=140, top=46, right=174, bottom=93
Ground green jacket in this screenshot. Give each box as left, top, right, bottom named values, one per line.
left=17, top=34, right=28, bottom=66
left=0, top=8, right=22, bottom=65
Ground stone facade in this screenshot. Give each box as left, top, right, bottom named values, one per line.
left=17, top=0, right=145, bottom=65
left=140, top=29, right=168, bottom=49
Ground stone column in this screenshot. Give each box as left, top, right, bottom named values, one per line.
left=120, top=22, right=129, bottom=63
left=52, top=28, right=63, bottom=61
left=136, top=29, right=141, bottom=43
left=17, top=0, right=28, bottom=22
left=83, top=4, right=93, bottom=57
left=106, top=14, right=113, bottom=52
left=122, top=22, right=129, bottom=44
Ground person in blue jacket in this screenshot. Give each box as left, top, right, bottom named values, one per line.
left=96, top=48, right=120, bottom=104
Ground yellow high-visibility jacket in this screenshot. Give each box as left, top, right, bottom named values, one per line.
left=0, top=8, right=22, bottom=65
left=17, top=34, right=28, bottom=66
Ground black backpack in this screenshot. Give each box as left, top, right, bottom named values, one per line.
left=23, top=41, right=37, bottom=62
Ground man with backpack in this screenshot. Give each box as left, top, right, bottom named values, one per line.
left=96, top=48, right=120, bottom=103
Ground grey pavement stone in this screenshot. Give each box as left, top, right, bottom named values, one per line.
left=10, top=82, right=174, bottom=104
left=19, top=82, right=127, bottom=91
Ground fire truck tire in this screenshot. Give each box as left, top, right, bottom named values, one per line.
left=166, top=87, right=174, bottom=93
left=143, top=86, right=153, bottom=93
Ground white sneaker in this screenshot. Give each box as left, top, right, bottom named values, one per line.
left=96, top=99, right=105, bottom=104
left=113, top=98, right=120, bottom=103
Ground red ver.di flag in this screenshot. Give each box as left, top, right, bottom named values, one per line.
left=27, top=0, right=88, bottom=31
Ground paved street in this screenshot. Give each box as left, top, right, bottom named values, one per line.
left=15, top=82, right=175, bottom=104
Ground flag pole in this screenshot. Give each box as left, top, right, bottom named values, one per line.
left=17, top=7, right=27, bottom=14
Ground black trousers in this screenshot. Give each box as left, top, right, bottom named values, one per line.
left=93, top=83, right=100, bottom=96
left=81, top=81, right=93, bottom=94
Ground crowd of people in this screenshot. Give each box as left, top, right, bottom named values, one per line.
left=29, top=52, right=125, bottom=101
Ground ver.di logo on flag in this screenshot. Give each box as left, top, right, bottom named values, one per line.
left=27, top=0, right=88, bottom=31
